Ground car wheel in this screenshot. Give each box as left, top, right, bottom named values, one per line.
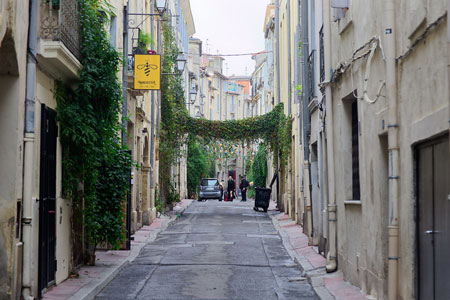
left=198, top=198, right=202, bottom=202
left=263, top=207, right=268, bottom=212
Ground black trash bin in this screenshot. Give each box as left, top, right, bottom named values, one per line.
left=254, top=187, right=271, bottom=212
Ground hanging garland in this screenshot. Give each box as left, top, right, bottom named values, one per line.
left=159, top=17, right=292, bottom=207
left=178, top=103, right=292, bottom=167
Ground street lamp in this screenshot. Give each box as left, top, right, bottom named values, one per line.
left=176, top=53, right=187, bottom=73
left=155, top=0, right=168, bottom=15
left=189, top=86, right=197, bottom=104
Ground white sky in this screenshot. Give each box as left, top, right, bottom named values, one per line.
left=189, top=0, right=271, bottom=77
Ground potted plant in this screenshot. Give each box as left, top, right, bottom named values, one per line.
left=137, top=31, right=154, bottom=54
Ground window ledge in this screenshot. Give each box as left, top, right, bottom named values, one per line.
left=344, top=200, right=361, bottom=205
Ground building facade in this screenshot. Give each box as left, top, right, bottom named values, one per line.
left=270, top=0, right=450, bottom=299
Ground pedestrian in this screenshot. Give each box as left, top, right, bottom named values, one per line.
left=227, top=175, right=235, bottom=201
left=219, top=180, right=224, bottom=201
left=239, top=175, right=249, bottom=202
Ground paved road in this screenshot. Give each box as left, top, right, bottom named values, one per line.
left=95, top=200, right=319, bottom=300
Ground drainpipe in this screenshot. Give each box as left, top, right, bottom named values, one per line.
left=301, top=0, right=313, bottom=238
left=448, top=0, right=450, bottom=135
left=287, top=0, right=292, bottom=115
left=286, top=0, right=293, bottom=217
left=22, top=0, right=38, bottom=298
left=149, top=0, right=155, bottom=189
left=324, top=0, right=337, bottom=273
left=275, top=0, right=281, bottom=104
left=385, top=0, right=399, bottom=299
left=122, top=2, right=129, bottom=146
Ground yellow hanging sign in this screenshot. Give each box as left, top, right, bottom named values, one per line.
left=134, top=54, right=161, bottom=90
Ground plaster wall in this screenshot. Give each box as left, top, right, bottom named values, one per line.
left=0, top=0, right=29, bottom=297
left=328, top=0, right=448, bottom=298
left=395, top=3, right=448, bottom=298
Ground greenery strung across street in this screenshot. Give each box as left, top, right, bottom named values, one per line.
left=180, top=103, right=292, bottom=168
left=55, top=0, right=132, bottom=260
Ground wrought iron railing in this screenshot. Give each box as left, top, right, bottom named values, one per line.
left=307, top=50, right=316, bottom=102
left=319, top=26, right=325, bottom=83
left=40, top=0, right=81, bottom=61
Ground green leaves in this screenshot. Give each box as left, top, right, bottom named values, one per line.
left=178, top=103, right=292, bottom=168
left=55, top=0, right=133, bottom=253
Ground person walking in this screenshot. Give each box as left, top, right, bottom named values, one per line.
left=239, top=175, right=249, bottom=202
left=227, top=176, right=235, bottom=201
left=219, top=180, right=224, bottom=201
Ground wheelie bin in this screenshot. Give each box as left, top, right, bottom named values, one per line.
left=254, top=187, right=271, bottom=212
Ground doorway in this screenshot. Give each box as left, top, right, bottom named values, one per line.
left=38, top=105, right=58, bottom=296
left=416, top=135, right=449, bottom=299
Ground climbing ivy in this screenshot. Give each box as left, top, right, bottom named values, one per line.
left=159, top=22, right=186, bottom=209
left=56, top=0, right=133, bottom=259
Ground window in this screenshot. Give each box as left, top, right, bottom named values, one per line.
left=351, top=100, right=360, bottom=200
left=201, top=179, right=219, bottom=186
left=319, top=26, right=325, bottom=83
left=307, top=50, right=316, bottom=102
left=217, top=92, right=220, bottom=111
left=109, top=16, right=117, bottom=47
left=231, top=95, right=235, bottom=113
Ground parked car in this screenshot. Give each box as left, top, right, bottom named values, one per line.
left=198, top=178, right=222, bottom=201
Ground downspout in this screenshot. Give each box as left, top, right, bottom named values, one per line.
left=448, top=0, right=450, bottom=139
left=156, top=19, right=161, bottom=138
left=22, top=0, right=38, bottom=298
left=275, top=0, right=281, bottom=104
left=385, top=0, right=399, bottom=299
left=287, top=0, right=293, bottom=218
left=324, top=0, right=337, bottom=273
left=149, top=0, right=155, bottom=189
left=219, top=76, right=222, bottom=120
left=287, top=0, right=292, bottom=116
left=122, top=2, right=129, bottom=145
left=301, top=0, right=313, bottom=238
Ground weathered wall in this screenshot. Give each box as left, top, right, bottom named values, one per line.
left=0, top=0, right=29, bottom=297
left=396, top=1, right=448, bottom=298
left=329, top=0, right=448, bottom=298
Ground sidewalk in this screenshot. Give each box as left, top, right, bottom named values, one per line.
left=42, top=199, right=193, bottom=300
left=269, top=201, right=372, bottom=300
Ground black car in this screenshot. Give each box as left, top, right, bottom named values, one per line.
left=198, top=178, right=222, bottom=201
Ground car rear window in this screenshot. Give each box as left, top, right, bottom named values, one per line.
left=201, top=179, right=219, bottom=186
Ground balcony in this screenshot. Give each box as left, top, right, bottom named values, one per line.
left=38, top=0, right=81, bottom=82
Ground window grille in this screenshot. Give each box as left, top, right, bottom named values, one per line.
left=319, top=26, right=325, bottom=83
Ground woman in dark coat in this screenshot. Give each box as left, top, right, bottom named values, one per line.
left=227, top=176, right=235, bottom=201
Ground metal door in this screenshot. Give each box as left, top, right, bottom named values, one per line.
left=417, top=135, right=449, bottom=300
left=38, top=105, right=58, bottom=295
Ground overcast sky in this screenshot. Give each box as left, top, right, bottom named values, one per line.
left=189, top=0, right=271, bottom=77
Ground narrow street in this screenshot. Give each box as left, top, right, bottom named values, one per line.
left=95, top=200, right=318, bottom=300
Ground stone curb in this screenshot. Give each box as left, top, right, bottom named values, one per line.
left=270, top=212, right=335, bottom=300
left=66, top=200, right=193, bottom=300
